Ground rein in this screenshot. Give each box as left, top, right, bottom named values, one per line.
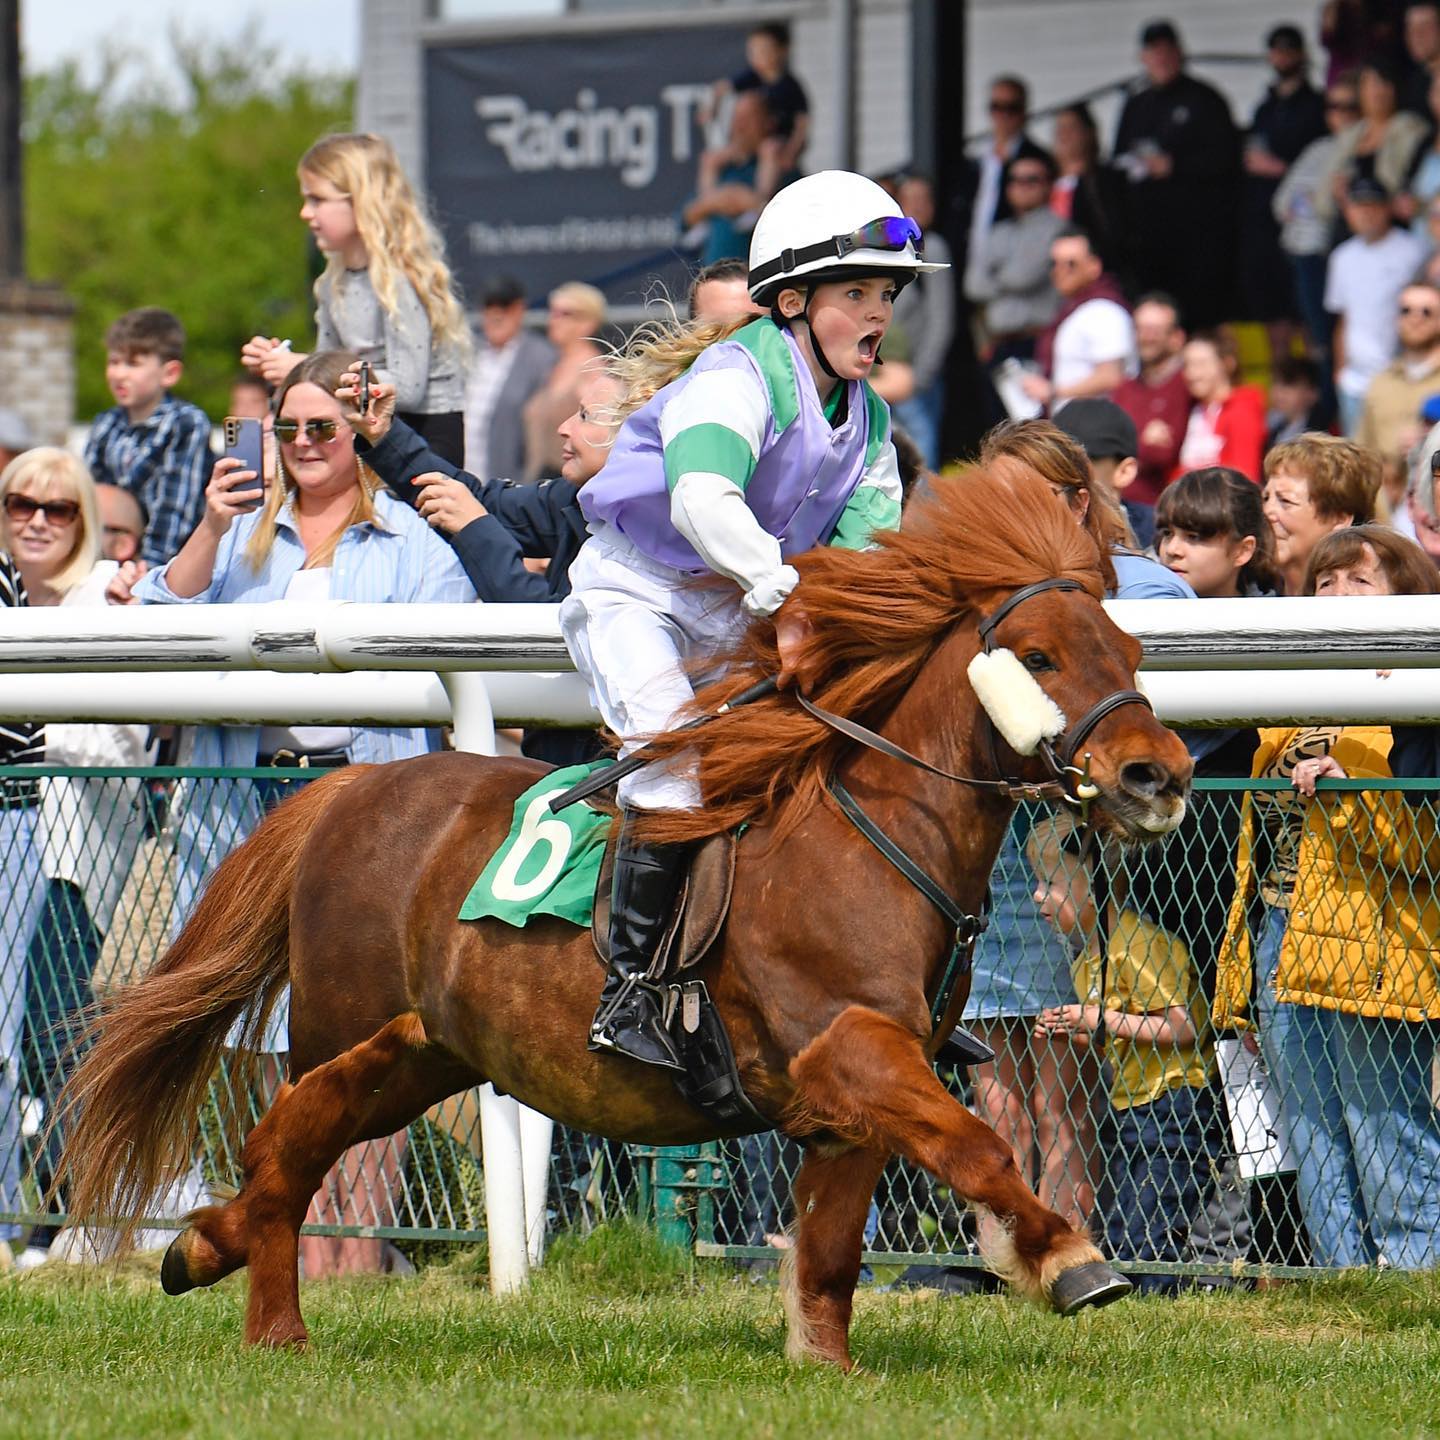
left=796, top=577, right=1153, bottom=815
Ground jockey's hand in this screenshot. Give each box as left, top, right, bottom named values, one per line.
left=775, top=595, right=818, bottom=694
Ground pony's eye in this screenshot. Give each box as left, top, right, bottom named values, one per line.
left=1023, top=651, right=1055, bottom=674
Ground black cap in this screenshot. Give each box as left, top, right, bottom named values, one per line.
left=1139, top=18, right=1181, bottom=47
left=1266, top=23, right=1305, bottom=50
left=1053, top=398, right=1138, bottom=460
left=481, top=274, right=526, bottom=308
left=1347, top=173, right=1391, bottom=204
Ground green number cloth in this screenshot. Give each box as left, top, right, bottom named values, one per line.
left=459, top=761, right=615, bottom=928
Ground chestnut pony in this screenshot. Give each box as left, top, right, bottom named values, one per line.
left=58, top=464, right=1190, bottom=1368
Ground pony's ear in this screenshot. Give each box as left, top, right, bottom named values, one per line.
left=966, top=648, right=1066, bottom=756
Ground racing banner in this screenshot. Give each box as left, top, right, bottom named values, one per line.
left=424, top=25, right=750, bottom=306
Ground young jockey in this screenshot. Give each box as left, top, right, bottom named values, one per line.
left=561, top=170, right=947, bottom=1069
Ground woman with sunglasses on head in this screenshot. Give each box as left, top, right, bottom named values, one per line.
left=558, top=170, right=945, bottom=1069
left=0, top=449, right=151, bottom=1267
left=132, top=351, right=474, bottom=1276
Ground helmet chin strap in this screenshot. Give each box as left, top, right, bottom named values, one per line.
left=799, top=285, right=844, bottom=382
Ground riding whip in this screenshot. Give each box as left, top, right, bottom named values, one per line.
left=546, top=675, right=779, bottom=813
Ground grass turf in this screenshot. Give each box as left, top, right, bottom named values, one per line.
left=1, top=1224, right=1438, bottom=1440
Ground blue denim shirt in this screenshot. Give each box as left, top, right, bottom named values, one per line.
left=136, top=489, right=477, bottom=922
left=135, top=488, right=476, bottom=768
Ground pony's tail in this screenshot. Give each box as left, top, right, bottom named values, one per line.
left=54, top=767, right=369, bottom=1252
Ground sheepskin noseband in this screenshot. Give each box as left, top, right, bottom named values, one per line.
left=966, top=648, right=1067, bottom=756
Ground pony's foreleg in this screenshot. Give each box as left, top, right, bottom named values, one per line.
left=788, top=1005, right=1127, bottom=1313
left=162, top=1014, right=427, bottom=1348
left=781, top=1144, right=888, bottom=1370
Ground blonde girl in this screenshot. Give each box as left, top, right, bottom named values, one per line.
left=242, top=133, right=471, bottom=464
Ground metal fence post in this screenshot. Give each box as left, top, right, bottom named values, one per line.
left=441, top=671, right=557, bottom=1291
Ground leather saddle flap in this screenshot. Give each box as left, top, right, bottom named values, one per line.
left=592, top=831, right=736, bottom=975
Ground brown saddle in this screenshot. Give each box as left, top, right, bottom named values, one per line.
left=591, top=831, right=736, bottom=977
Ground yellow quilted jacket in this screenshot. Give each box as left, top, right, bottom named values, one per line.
left=1213, top=726, right=1440, bottom=1028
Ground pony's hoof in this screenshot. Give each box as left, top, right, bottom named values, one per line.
left=160, top=1235, right=197, bottom=1296
left=1051, top=1261, right=1132, bottom=1316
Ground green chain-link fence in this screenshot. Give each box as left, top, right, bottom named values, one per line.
left=3, top=766, right=1438, bottom=1280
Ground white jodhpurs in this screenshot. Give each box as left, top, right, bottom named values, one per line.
left=560, top=529, right=748, bottom=811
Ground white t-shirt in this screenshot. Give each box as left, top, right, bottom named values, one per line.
left=1051, top=298, right=1137, bottom=398
left=1325, top=228, right=1426, bottom=398
left=257, top=567, right=355, bottom=756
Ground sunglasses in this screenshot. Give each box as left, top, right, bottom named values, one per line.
left=3, top=493, right=81, bottom=526
left=989, top=99, right=1024, bottom=114
left=274, top=418, right=342, bottom=445
left=748, top=215, right=924, bottom=289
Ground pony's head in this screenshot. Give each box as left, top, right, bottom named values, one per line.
left=951, top=474, right=1191, bottom=842
left=635, top=459, right=1190, bottom=845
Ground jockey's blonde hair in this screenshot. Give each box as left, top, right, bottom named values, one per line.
left=611, top=307, right=754, bottom=420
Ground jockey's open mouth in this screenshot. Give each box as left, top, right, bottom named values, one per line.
left=856, top=331, right=882, bottom=365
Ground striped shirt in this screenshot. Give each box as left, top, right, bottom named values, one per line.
left=0, top=554, right=42, bottom=802
left=84, top=395, right=213, bottom=566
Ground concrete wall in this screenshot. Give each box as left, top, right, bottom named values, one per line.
left=966, top=0, right=1329, bottom=149
left=0, top=282, right=75, bottom=448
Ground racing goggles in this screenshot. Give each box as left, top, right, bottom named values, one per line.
left=750, top=216, right=924, bottom=288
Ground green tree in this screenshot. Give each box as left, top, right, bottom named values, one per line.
left=23, top=30, right=353, bottom=421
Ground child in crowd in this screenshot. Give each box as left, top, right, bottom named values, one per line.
left=242, top=133, right=470, bottom=465
left=1050, top=397, right=1150, bottom=546
left=83, top=307, right=211, bottom=568
left=1155, top=466, right=1281, bottom=598
left=711, top=21, right=810, bottom=176
left=560, top=170, right=943, bottom=1068
left=1265, top=356, right=1324, bottom=450
left=1029, top=813, right=1224, bottom=1290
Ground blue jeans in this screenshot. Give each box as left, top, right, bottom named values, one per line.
left=1256, top=903, right=1440, bottom=1267
left=1102, top=1083, right=1222, bottom=1280
left=0, top=805, right=47, bottom=1241
left=891, top=378, right=945, bottom=471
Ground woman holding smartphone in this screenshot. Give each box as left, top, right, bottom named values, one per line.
left=131, top=350, right=475, bottom=1277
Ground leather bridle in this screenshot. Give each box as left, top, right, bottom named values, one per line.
left=800, top=575, right=1154, bottom=1039
left=798, top=576, right=1153, bottom=815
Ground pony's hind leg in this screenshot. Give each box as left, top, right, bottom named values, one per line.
left=162, top=1013, right=429, bottom=1348
left=789, top=1005, right=1127, bottom=1314
left=781, top=1143, right=888, bottom=1370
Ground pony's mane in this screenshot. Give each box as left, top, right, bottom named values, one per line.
left=635, top=460, right=1106, bottom=844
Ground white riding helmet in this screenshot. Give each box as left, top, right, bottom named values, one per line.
left=747, top=170, right=949, bottom=306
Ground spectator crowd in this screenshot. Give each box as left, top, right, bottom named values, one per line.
left=0, top=11, right=1439, bottom=1289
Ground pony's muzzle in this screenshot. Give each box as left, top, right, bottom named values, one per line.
left=1117, top=758, right=1177, bottom=802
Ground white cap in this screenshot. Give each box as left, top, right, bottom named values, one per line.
left=747, top=170, right=948, bottom=304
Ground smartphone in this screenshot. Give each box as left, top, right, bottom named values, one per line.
left=356, top=360, right=372, bottom=416
left=222, top=417, right=267, bottom=512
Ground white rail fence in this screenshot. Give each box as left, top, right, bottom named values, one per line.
left=0, top=594, right=1437, bottom=1292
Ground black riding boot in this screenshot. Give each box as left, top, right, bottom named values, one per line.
left=588, top=810, right=686, bottom=1071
